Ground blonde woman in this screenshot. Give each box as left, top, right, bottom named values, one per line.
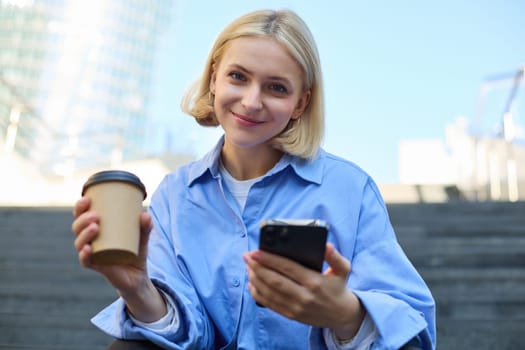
left=72, top=9, right=435, bottom=350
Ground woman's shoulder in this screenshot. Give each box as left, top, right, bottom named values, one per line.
left=149, top=159, right=208, bottom=208
left=314, top=149, right=387, bottom=205
left=161, top=158, right=206, bottom=186
left=316, top=148, right=372, bottom=181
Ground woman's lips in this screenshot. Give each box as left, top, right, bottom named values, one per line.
left=232, top=112, right=263, bottom=127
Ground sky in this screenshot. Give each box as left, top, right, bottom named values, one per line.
left=148, top=0, right=525, bottom=183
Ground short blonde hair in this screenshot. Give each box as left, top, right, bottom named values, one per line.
left=181, top=9, right=324, bottom=159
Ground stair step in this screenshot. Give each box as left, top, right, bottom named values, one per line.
left=0, top=320, right=112, bottom=348
left=387, top=201, right=525, bottom=217
left=394, top=223, right=525, bottom=238
left=420, top=267, right=525, bottom=278
left=0, top=312, right=103, bottom=329
left=406, top=251, right=525, bottom=268
left=436, top=300, right=525, bottom=320
left=0, top=283, right=116, bottom=300
left=0, top=344, right=108, bottom=350
left=0, top=294, right=115, bottom=315
left=0, top=266, right=109, bottom=282
left=429, top=281, right=525, bottom=302
left=437, top=319, right=525, bottom=349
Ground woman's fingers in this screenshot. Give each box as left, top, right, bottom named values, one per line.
left=72, top=196, right=91, bottom=218
left=71, top=196, right=97, bottom=238
left=72, top=197, right=100, bottom=255
left=73, top=220, right=99, bottom=252
left=323, top=243, right=351, bottom=279
left=133, top=212, right=153, bottom=264
left=71, top=209, right=99, bottom=235
left=139, top=212, right=153, bottom=236
left=244, top=252, right=309, bottom=309
left=78, top=242, right=95, bottom=268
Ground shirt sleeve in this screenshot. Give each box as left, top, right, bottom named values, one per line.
left=322, top=313, right=378, bottom=350
left=309, top=176, right=435, bottom=350
left=348, top=178, right=436, bottom=349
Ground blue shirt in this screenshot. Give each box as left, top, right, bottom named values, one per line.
left=92, top=138, right=436, bottom=350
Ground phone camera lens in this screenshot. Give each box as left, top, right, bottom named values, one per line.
left=279, top=227, right=289, bottom=242
left=264, top=230, right=277, bottom=246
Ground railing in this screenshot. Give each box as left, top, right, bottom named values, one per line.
left=471, top=65, right=525, bottom=202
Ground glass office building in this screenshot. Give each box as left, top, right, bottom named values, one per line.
left=0, top=0, right=172, bottom=175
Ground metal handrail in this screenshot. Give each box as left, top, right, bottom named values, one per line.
left=471, top=65, right=525, bottom=201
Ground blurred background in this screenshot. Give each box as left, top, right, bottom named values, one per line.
left=1, top=2, right=525, bottom=349
left=0, top=0, right=524, bottom=204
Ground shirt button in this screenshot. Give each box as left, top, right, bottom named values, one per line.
left=240, top=232, right=246, bottom=238
left=232, top=278, right=240, bottom=287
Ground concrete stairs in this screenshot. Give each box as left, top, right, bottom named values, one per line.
left=0, top=207, right=115, bottom=350
left=1, top=202, right=524, bottom=349
left=388, top=201, right=525, bottom=349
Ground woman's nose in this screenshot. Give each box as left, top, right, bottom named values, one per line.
left=242, top=85, right=263, bottom=112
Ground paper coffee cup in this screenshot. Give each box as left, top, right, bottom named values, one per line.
left=81, top=170, right=147, bottom=265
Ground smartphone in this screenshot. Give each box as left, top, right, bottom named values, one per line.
left=259, top=219, right=329, bottom=272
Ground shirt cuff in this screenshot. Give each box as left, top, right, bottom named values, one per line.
left=128, top=289, right=180, bottom=335
left=323, top=312, right=378, bottom=350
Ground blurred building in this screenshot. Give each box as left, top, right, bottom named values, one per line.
left=0, top=0, right=173, bottom=176
left=396, top=66, right=525, bottom=202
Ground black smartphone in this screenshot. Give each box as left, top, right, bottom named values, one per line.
left=259, top=219, right=329, bottom=272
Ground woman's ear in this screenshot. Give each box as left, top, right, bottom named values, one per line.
left=292, top=90, right=311, bottom=120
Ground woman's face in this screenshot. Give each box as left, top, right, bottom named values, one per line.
left=210, top=36, right=310, bottom=152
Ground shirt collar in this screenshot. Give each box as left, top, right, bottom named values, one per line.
left=186, top=137, right=223, bottom=186
left=186, top=135, right=324, bottom=187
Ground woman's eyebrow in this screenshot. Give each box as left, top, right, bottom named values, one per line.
left=226, top=63, right=251, bottom=74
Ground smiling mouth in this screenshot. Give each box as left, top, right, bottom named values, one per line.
left=232, top=112, right=263, bottom=126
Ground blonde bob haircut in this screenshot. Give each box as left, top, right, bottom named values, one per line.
left=181, top=9, right=325, bottom=159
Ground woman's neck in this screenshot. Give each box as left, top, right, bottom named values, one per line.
left=221, top=143, right=283, bottom=180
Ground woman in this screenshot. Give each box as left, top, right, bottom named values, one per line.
left=72, top=9, right=436, bottom=350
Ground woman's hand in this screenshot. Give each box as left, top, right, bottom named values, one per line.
left=243, top=243, right=365, bottom=340
left=71, top=197, right=166, bottom=322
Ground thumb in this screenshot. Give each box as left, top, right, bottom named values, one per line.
left=139, top=212, right=153, bottom=248
left=323, top=243, right=351, bottom=279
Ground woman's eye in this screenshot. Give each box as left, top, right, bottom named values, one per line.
left=229, top=72, right=245, bottom=81
left=269, top=84, right=288, bottom=94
